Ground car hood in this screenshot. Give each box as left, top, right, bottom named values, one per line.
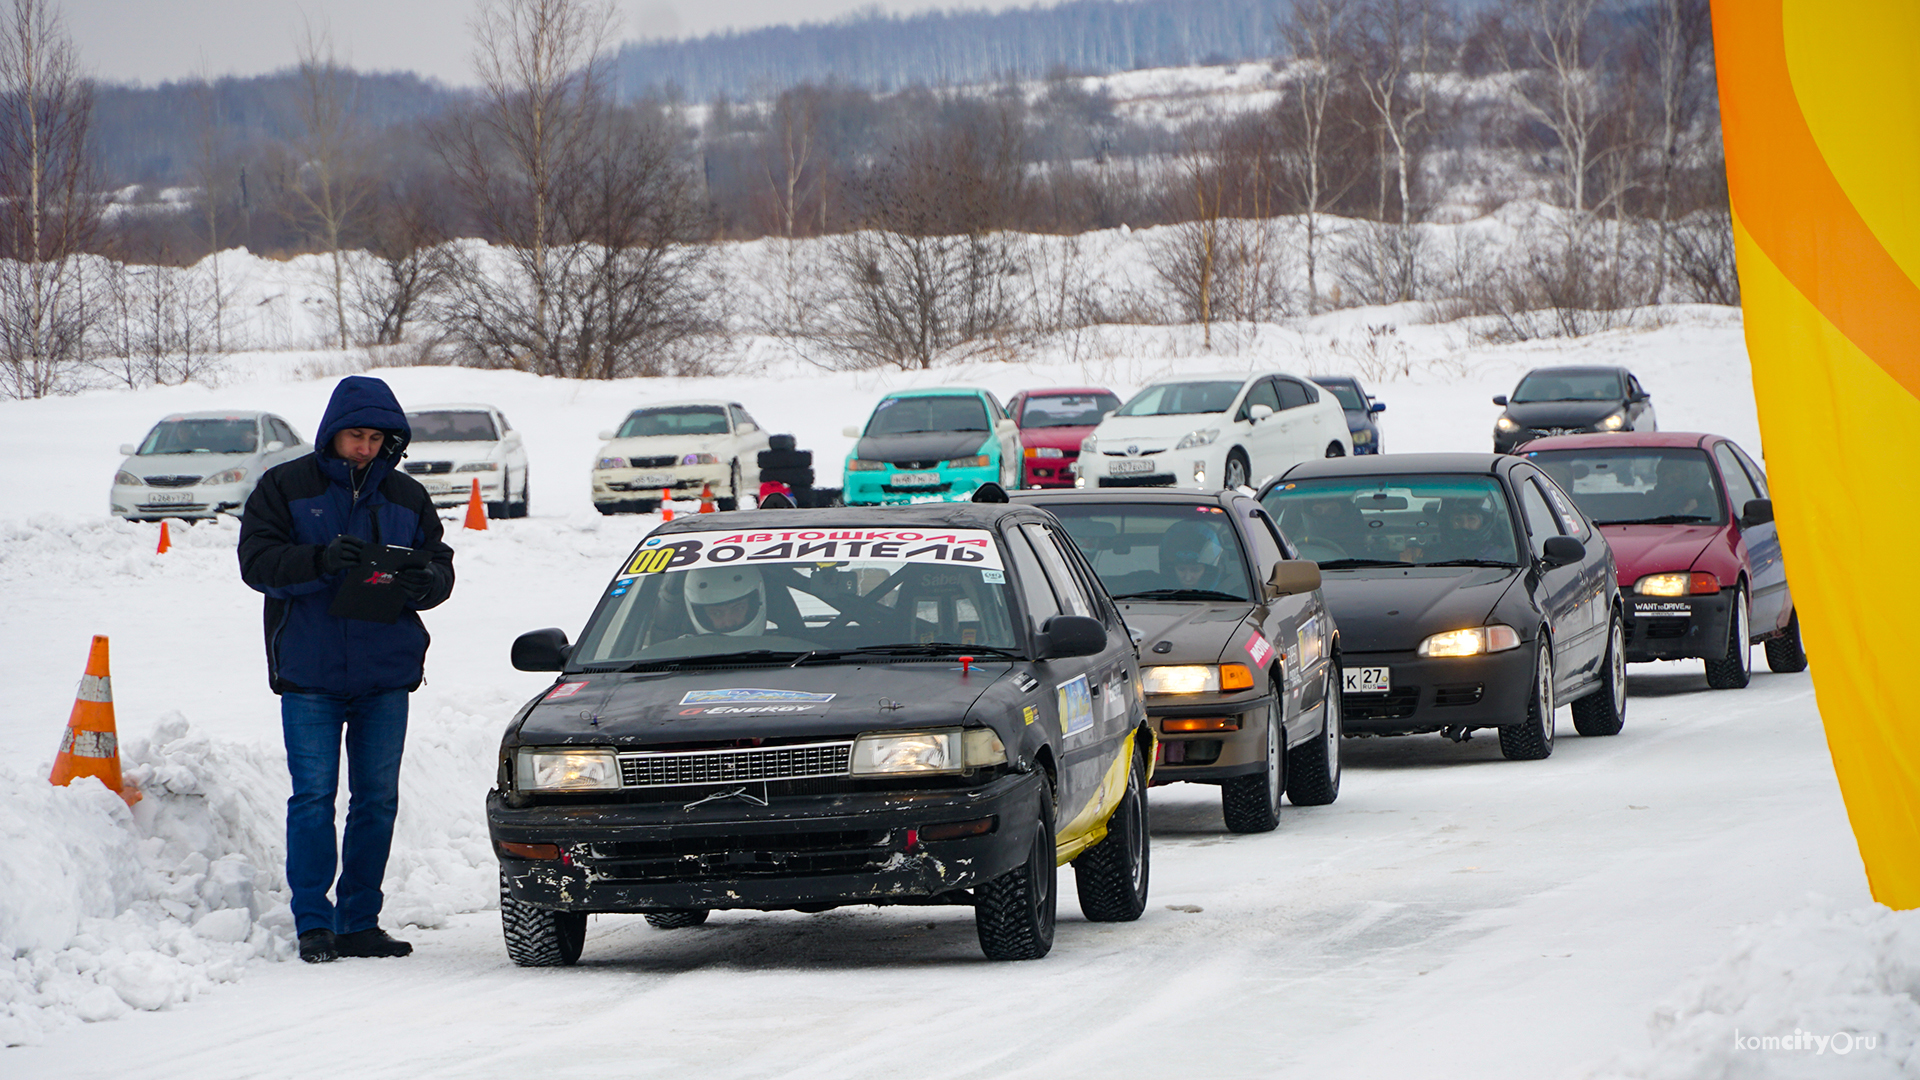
left=1503, top=401, right=1625, bottom=428
left=1092, top=414, right=1220, bottom=444
left=120, top=450, right=258, bottom=475
left=1118, top=600, right=1259, bottom=665
left=603, top=434, right=728, bottom=456
left=406, top=440, right=500, bottom=460
left=854, top=431, right=992, bottom=463
left=1319, top=566, right=1520, bottom=653
left=515, top=662, right=1013, bottom=746
left=1599, top=524, right=1719, bottom=584
left=1019, top=425, right=1097, bottom=451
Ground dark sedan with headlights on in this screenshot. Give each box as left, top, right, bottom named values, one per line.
left=1018, top=488, right=1340, bottom=833
left=1260, top=453, right=1625, bottom=759
left=1492, top=365, right=1656, bottom=454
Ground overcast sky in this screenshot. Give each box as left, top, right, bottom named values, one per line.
left=65, top=0, right=1043, bottom=87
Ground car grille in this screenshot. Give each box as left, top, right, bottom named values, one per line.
left=1097, top=475, right=1176, bottom=487
left=628, top=455, right=679, bottom=469
left=1344, top=687, right=1422, bottom=721
left=891, top=460, right=939, bottom=470
left=1432, top=683, right=1485, bottom=707
left=1102, top=449, right=1167, bottom=457
left=142, top=475, right=202, bottom=488
left=1633, top=616, right=1691, bottom=640
left=585, top=829, right=894, bottom=883
left=404, top=461, right=453, bottom=475
left=882, top=482, right=953, bottom=494
left=617, top=741, right=853, bottom=789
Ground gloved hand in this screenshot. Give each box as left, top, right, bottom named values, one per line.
left=394, top=566, right=436, bottom=603
left=320, top=534, right=369, bottom=574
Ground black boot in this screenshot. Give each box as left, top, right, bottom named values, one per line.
left=335, top=927, right=413, bottom=958
left=298, top=928, right=338, bottom=963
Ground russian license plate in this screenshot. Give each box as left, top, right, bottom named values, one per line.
left=632, top=472, right=674, bottom=487
left=1343, top=666, right=1391, bottom=694
left=891, top=472, right=941, bottom=487
left=147, top=492, right=192, bottom=505
left=1110, top=458, right=1156, bottom=475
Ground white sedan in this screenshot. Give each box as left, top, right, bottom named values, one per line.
left=591, top=400, right=771, bottom=513
left=111, top=410, right=311, bottom=521
left=1077, top=373, right=1353, bottom=491
left=402, top=404, right=532, bottom=518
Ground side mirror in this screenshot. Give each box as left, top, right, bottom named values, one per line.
left=1248, top=403, right=1274, bottom=422
left=264, top=440, right=286, bottom=453
left=596, top=430, right=615, bottom=442
left=1540, top=535, right=1585, bottom=568
left=1370, top=402, right=1386, bottom=414
left=1741, top=498, right=1774, bottom=528
left=971, top=482, right=1008, bottom=503
left=842, top=426, right=862, bottom=439
left=997, top=418, right=1017, bottom=434
left=1039, top=614, right=1107, bottom=659
left=511, top=628, right=572, bottom=672
left=1266, top=559, right=1322, bottom=599
left=502, top=431, right=523, bottom=447
left=1492, top=394, right=1509, bottom=407
left=119, top=443, right=136, bottom=456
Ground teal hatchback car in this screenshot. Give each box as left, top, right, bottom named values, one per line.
left=842, top=387, right=1023, bottom=504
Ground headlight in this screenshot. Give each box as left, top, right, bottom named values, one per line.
left=203, top=467, right=247, bottom=485
left=1636, top=571, right=1719, bottom=596
left=682, top=453, right=719, bottom=465
left=455, top=461, right=498, bottom=472
left=846, top=459, right=886, bottom=471
left=1140, top=664, right=1255, bottom=695
left=1081, top=436, right=1098, bottom=453
left=1598, top=412, right=1626, bottom=431
left=597, top=457, right=626, bottom=469
left=1175, top=428, right=1220, bottom=450
left=115, top=470, right=143, bottom=486
left=850, top=728, right=1007, bottom=776
left=515, top=747, right=621, bottom=791
left=1351, top=429, right=1373, bottom=445
left=1495, top=417, right=1519, bottom=433
left=1416, top=625, right=1522, bottom=658
left=945, top=454, right=992, bottom=469
left=1025, top=447, right=1064, bottom=458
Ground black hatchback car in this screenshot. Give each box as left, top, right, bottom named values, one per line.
left=490, top=504, right=1154, bottom=964
left=1492, top=365, right=1656, bottom=453
left=1260, top=454, right=1625, bottom=760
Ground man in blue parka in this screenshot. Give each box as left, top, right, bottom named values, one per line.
left=238, top=376, right=455, bottom=964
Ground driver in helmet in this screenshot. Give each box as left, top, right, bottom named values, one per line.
left=1438, top=497, right=1508, bottom=562
left=1161, top=518, right=1229, bottom=592
left=683, top=566, right=767, bottom=636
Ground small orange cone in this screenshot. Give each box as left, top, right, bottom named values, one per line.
left=50, top=635, right=140, bottom=806
left=464, top=478, right=488, bottom=531
left=156, top=521, right=171, bottom=554
left=660, top=488, right=674, bottom=522
left=698, top=482, right=716, bottom=514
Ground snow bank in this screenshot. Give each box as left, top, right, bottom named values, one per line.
left=1596, top=903, right=1920, bottom=1080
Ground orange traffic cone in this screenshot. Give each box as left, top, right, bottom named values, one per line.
left=50, top=635, right=140, bottom=806
left=156, top=521, right=171, bottom=554
left=464, top=477, right=488, bottom=531
left=698, top=482, right=716, bottom=514
left=660, top=488, right=674, bottom=522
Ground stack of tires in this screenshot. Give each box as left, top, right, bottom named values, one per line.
left=759, top=435, right=816, bottom=507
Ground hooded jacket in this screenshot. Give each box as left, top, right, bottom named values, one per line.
left=237, top=376, right=456, bottom=695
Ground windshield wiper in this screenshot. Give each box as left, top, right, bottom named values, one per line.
left=1313, top=558, right=1406, bottom=569
left=584, top=649, right=813, bottom=673
left=1595, top=515, right=1715, bottom=525
left=800, top=643, right=1023, bottom=663
left=1420, top=558, right=1519, bottom=568
left=1111, top=589, right=1248, bottom=602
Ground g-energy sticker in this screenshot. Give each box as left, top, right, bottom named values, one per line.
left=678, top=704, right=827, bottom=716
left=627, top=529, right=1003, bottom=575
left=680, top=689, right=836, bottom=705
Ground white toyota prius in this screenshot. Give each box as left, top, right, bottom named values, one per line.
left=1077, top=373, right=1353, bottom=491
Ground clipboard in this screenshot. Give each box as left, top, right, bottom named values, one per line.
left=327, top=544, right=431, bottom=624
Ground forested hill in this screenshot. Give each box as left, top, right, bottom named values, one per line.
left=615, top=0, right=1286, bottom=101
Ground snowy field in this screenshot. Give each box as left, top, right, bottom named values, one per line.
left=3, top=305, right=1915, bottom=1078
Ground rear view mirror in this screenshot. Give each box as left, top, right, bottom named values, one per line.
left=1267, top=559, right=1322, bottom=599
left=1492, top=395, right=1509, bottom=407
left=842, top=426, right=862, bottom=439
left=596, top=430, right=615, bottom=442
left=1741, top=498, right=1774, bottom=528
left=1249, top=403, right=1274, bottom=421
left=512, top=628, right=572, bottom=672
left=119, top=444, right=136, bottom=457
left=1540, top=535, right=1585, bottom=568
left=1039, top=615, right=1106, bottom=659
left=1371, top=402, right=1386, bottom=414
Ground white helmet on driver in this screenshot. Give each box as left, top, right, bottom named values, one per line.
left=683, top=565, right=766, bottom=636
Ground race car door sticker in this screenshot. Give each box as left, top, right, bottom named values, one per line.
left=1057, top=674, right=1094, bottom=737
left=1245, top=632, right=1274, bottom=666
left=627, top=528, right=1004, bottom=575
left=680, top=689, right=836, bottom=705
left=1103, top=675, right=1126, bottom=721
left=546, top=681, right=590, bottom=700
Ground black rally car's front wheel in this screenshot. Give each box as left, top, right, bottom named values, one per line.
left=1073, top=749, right=1150, bottom=922
left=500, top=872, right=586, bottom=967
left=975, top=790, right=1057, bottom=961
left=1221, top=699, right=1283, bottom=833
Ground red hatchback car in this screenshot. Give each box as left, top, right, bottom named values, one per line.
left=1522, top=432, right=1806, bottom=688
left=1006, top=387, right=1121, bottom=488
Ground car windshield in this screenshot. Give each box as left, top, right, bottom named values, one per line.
left=1043, top=502, right=1254, bottom=602
left=1511, top=371, right=1626, bottom=403
left=865, top=395, right=989, bottom=435
left=407, top=410, right=498, bottom=442
left=1527, top=448, right=1725, bottom=525
left=1114, top=381, right=1243, bottom=417
left=137, top=419, right=256, bottom=455
left=1020, top=393, right=1120, bottom=428
left=1262, top=476, right=1522, bottom=567
left=571, top=526, right=1019, bottom=666
left=1316, top=382, right=1366, bottom=411
left=619, top=406, right=730, bottom=438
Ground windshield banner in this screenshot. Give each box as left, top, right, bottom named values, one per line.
left=624, top=528, right=1004, bottom=575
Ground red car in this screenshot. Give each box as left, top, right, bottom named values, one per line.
left=1006, top=387, right=1121, bottom=488
left=1523, top=432, right=1806, bottom=688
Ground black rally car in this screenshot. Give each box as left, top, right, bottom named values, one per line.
left=490, top=504, right=1154, bottom=964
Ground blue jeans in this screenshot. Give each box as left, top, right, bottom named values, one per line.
left=281, top=689, right=409, bottom=936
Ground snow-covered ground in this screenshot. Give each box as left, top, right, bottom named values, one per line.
left=3, top=306, right=1912, bottom=1077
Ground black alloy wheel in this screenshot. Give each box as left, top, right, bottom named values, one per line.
left=1073, top=750, right=1150, bottom=922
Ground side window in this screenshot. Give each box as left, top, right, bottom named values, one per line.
left=1531, top=471, right=1589, bottom=541
left=1713, top=443, right=1761, bottom=512
left=1238, top=378, right=1281, bottom=420
left=729, top=404, right=756, bottom=431
left=1276, top=378, right=1312, bottom=410
left=1003, top=528, right=1061, bottom=631
left=1242, top=504, right=1287, bottom=573
left=1517, top=479, right=1564, bottom=557
left=984, top=393, right=1006, bottom=422
left=1020, top=522, right=1095, bottom=619
left=1728, top=442, right=1770, bottom=497
left=496, top=412, right=514, bottom=433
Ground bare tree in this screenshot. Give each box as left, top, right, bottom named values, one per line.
left=1641, top=0, right=1714, bottom=300
left=188, top=72, right=234, bottom=353
left=283, top=24, right=370, bottom=349
left=1353, top=0, right=1439, bottom=301
left=1504, top=0, right=1612, bottom=214
left=351, top=173, right=454, bottom=347
left=0, top=0, right=99, bottom=399
left=1280, top=0, right=1361, bottom=315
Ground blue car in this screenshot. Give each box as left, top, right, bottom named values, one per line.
left=1309, top=375, right=1385, bottom=455
left=841, top=387, right=1023, bottom=504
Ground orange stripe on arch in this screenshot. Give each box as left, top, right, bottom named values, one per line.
left=1712, top=0, right=1920, bottom=399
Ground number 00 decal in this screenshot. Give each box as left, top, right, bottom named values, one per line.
left=627, top=546, right=676, bottom=574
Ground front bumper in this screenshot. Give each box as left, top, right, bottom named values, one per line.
left=593, top=464, right=733, bottom=505
left=1022, top=453, right=1079, bottom=488
left=488, top=771, right=1044, bottom=912
left=1624, top=589, right=1734, bottom=662
left=111, top=482, right=247, bottom=521
left=843, top=465, right=997, bottom=505
left=1080, top=449, right=1189, bottom=489
left=1147, top=693, right=1272, bottom=782
left=415, top=474, right=507, bottom=507
left=1338, top=645, right=1535, bottom=735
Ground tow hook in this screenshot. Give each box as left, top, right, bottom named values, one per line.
left=1442, top=725, right=1473, bottom=743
